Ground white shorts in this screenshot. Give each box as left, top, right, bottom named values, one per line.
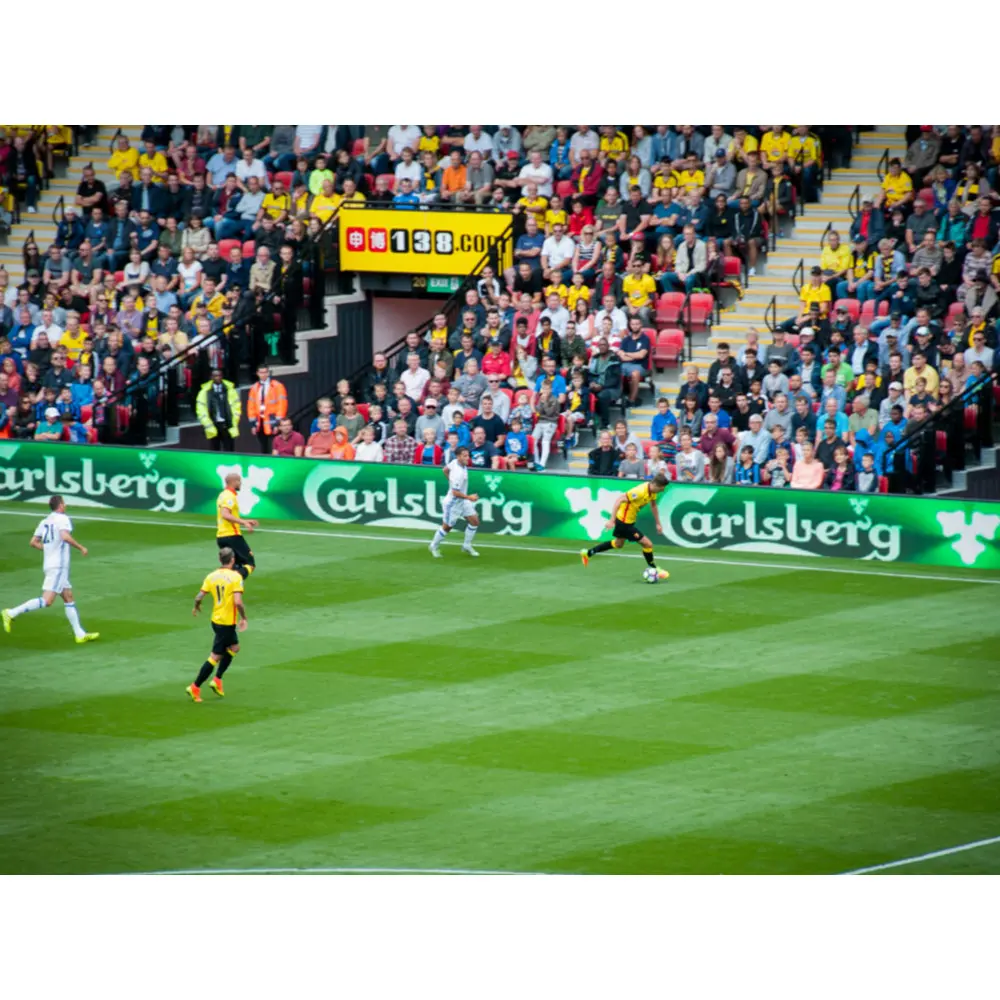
left=42, top=567, right=71, bottom=594
left=443, top=496, right=476, bottom=527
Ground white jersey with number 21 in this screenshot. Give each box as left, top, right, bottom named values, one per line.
left=35, top=512, right=73, bottom=593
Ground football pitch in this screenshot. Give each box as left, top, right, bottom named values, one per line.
left=1, top=504, right=998, bottom=875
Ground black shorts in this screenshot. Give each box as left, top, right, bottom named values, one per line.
left=218, top=534, right=254, bottom=567
left=211, top=621, right=239, bottom=655
left=612, top=518, right=644, bottom=543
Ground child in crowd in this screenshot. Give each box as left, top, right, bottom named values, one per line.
left=442, top=430, right=461, bottom=465
left=565, top=371, right=590, bottom=447
left=503, top=416, right=530, bottom=469
left=367, top=403, right=389, bottom=444
left=509, top=389, right=534, bottom=428
left=733, top=445, right=760, bottom=484
left=856, top=451, right=879, bottom=493
left=618, top=442, right=644, bottom=478
left=414, top=427, right=443, bottom=466
left=767, top=445, right=792, bottom=488
left=446, top=407, right=471, bottom=448
left=310, top=396, right=334, bottom=434
left=659, top=423, right=678, bottom=464
left=824, top=445, right=856, bottom=491
left=645, top=443, right=671, bottom=480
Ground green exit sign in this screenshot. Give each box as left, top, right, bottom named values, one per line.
left=426, top=275, right=461, bottom=293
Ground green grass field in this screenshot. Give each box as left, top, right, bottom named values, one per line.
left=1, top=503, right=998, bottom=875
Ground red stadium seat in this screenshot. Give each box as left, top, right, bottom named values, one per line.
left=723, top=256, right=742, bottom=278
left=655, top=292, right=686, bottom=327
left=653, top=330, right=681, bottom=371
left=80, top=405, right=92, bottom=423
left=875, top=300, right=889, bottom=317
left=555, top=180, right=575, bottom=200
left=356, top=403, right=369, bottom=422
left=377, top=174, right=396, bottom=193
left=463, top=408, right=478, bottom=422
left=834, top=299, right=860, bottom=322
left=351, top=138, right=366, bottom=157
left=786, top=334, right=800, bottom=348
left=87, top=426, right=98, bottom=444
left=935, top=431, right=947, bottom=452
left=499, top=388, right=513, bottom=404
left=917, top=187, right=935, bottom=208
left=963, top=407, right=978, bottom=431
left=275, top=171, right=294, bottom=191
left=878, top=476, right=889, bottom=493
left=114, top=270, right=124, bottom=284
left=302, top=276, right=312, bottom=297
left=947, top=301, right=966, bottom=326
left=686, top=292, right=714, bottom=333
left=859, top=300, right=876, bottom=324
left=242, top=241, right=255, bottom=259
left=217, top=239, right=241, bottom=258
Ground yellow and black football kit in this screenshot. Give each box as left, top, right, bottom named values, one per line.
left=614, top=482, right=656, bottom=541
left=216, top=488, right=255, bottom=578
left=201, top=567, right=244, bottom=653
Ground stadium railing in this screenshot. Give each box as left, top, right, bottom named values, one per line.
left=875, top=148, right=890, bottom=183
left=764, top=295, right=777, bottom=333
left=848, top=184, right=861, bottom=221
left=791, top=258, right=804, bottom=296
left=887, top=372, right=996, bottom=486
left=288, top=214, right=515, bottom=434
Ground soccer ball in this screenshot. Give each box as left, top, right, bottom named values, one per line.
left=643, top=567, right=660, bottom=584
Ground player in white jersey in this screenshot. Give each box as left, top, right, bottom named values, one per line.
left=428, top=447, right=481, bottom=558
left=2, top=494, right=99, bottom=644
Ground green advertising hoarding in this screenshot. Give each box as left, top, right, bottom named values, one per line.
left=1, top=442, right=999, bottom=570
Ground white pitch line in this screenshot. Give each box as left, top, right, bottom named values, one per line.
left=841, top=834, right=1000, bottom=875
left=133, top=866, right=549, bottom=876
left=1, top=507, right=997, bottom=586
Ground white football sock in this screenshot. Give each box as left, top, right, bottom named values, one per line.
left=431, top=528, right=447, bottom=547
left=64, top=602, right=86, bottom=638
left=463, top=525, right=478, bottom=547
left=10, top=597, right=45, bottom=618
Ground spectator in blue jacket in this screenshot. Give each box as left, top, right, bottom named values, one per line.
left=54, top=207, right=86, bottom=253
left=549, top=128, right=572, bottom=180
left=392, top=177, right=420, bottom=209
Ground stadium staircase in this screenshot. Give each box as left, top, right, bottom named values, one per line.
left=0, top=125, right=141, bottom=282
left=562, top=126, right=911, bottom=473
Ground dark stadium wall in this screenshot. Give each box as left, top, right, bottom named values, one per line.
left=371, top=297, right=438, bottom=356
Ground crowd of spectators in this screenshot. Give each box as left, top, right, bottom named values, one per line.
left=0, top=126, right=326, bottom=446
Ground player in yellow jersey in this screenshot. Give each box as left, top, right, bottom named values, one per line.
left=580, top=473, right=670, bottom=578
left=187, top=547, right=246, bottom=702
left=216, top=471, right=258, bottom=580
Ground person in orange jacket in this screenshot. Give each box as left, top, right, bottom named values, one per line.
left=329, top=425, right=355, bottom=461
left=247, top=364, right=288, bottom=453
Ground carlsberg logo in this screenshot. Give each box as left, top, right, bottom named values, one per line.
left=660, top=487, right=901, bottom=561
left=302, top=464, right=532, bottom=535
left=0, top=446, right=186, bottom=512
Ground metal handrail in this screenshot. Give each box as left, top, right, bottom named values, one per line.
left=22, top=229, right=35, bottom=250
left=337, top=201, right=510, bottom=215
left=848, top=184, right=861, bottom=221
left=769, top=187, right=778, bottom=251
left=51, top=196, right=65, bottom=226
left=887, top=373, right=995, bottom=466
left=819, top=221, right=832, bottom=248
left=792, top=258, right=804, bottom=296
left=289, top=222, right=515, bottom=429
left=108, top=128, right=123, bottom=154
left=876, top=148, right=890, bottom=183
left=764, top=296, right=777, bottom=333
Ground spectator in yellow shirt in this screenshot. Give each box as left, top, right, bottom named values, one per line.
left=309, top=179, right=339, bottom=224
left=622, top=257, right=657, bottom=325
left=260, top=180, right=291, bottom=224
left=904, top=354, right=939, bottom=398
left=138, top=140, right=169, bottom=183
left=728, top=127, right=758, bottom=168
left=567, top=274, right=591, bottom=312
left=675, top=154, right=705, bottom=195
left=598, top=126, right=629, bottom=165
left=878, top=158, right=914, bottom=211
left=819, top=230, right=852, bottom=296
left=544, top=194, right=567, bottom=235
left=787, top=125, right=821, bottom=201
left=108, top=135, right=140, bottom=182
left=760, top=126, right=791, bottom=165
left=188, top=278, right=225, bottom=318
left=779, top=266, right=831, bottom=332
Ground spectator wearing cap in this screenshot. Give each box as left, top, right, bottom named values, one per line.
left=849, top=194, right=886, bottom=250
left=35, top=406, right=63, bottom=440
left=414, top=396, right=445, bottom=446
left=705, top=148, right=737, bottom=200
left=878, top=381, right=906, bottom=428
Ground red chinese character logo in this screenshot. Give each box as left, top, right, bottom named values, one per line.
left=369, top=228, right=388, bottom=252
left=346, top=227, right=366, bottom=251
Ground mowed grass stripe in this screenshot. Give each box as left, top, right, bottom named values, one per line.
left=2, top=512, right=997, bottom=874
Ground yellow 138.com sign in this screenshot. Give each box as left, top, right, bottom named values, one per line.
left=338, top=207, right=512, bottom=276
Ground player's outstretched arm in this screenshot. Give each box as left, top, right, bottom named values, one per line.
left=60, top=530, right=88, bottom=557
left=192, top=589, right=207, bottom=617
left=605, top=493, right=628, bottom=531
